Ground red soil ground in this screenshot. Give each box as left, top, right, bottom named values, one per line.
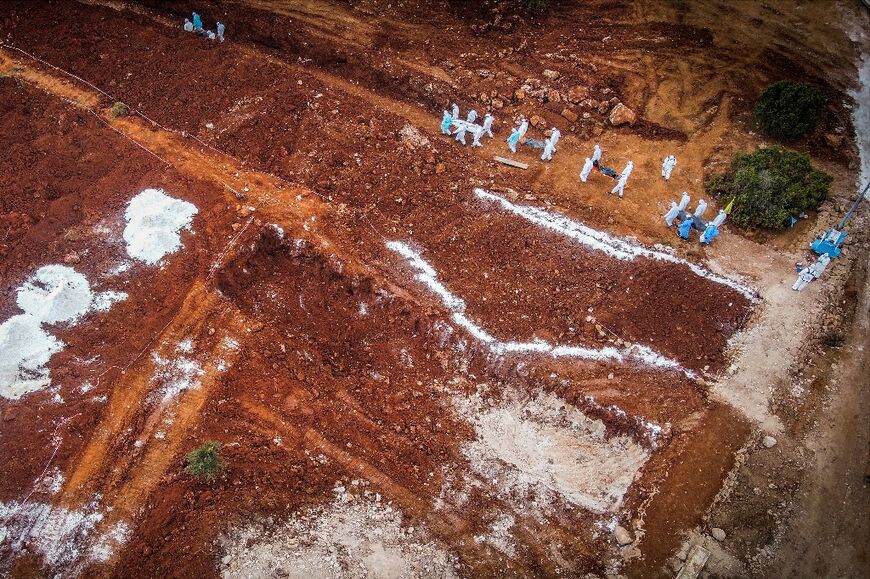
left=8, top=0, right=852, bottom=577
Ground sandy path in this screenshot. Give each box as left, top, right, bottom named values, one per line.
left=771, top=251, right=869, bottom=578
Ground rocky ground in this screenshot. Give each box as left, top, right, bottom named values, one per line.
left=0, top=1, right=867, bottom=578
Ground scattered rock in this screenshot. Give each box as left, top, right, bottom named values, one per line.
left=762, top=435, right=777, bottom=448
left=614, top=526, right=633, bottom=546
left=711, top=528, right=727, bottom=541
left=514, top=88, right=527, bottom=101
left=561, top=108, right=578, bottom=123
left=608, top=103, right=637, bottom=126
left=567, top=85, right=589, bottom=104
left=547, top=89, right=561, bottom=103
left=542, top=69, right=560, bottom=80
left=491, top=98, right=504, bottom=109
left=399, top=124, right=430, bottom=149
left=530, top=115, right=546, bottom=129
left=434, top=163, right=446, bottom=175
left=63, top=252, right=80, bottom=265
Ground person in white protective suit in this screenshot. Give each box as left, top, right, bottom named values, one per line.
left=792, top=265, right=816, bottom=291
left=793, top=254, right=830, bottom=291
left=541, top=139, right=556, bottom=161
left=664, top=201, right=681, bottom=226
left=678, top=191, right=690, bottom=211
left=693, top=199, right=708, bottom=218
left=549, top=127, right=561, bottom=149
left=662, top=155, right=677, bottom=181
left=451, top=103, right=460, bottom=121
left=482, top=114, right=494, bottom=138
left=711, top=210, right=727, bottom=227
left=471, top=123, right=486, bottom=147
left=183, top=18, right=194, bottom=32
left=591, top=144, right=602, bottom=164
left=611, top=174, right=628, bottom=197
left=809, top=254, right=831, bottom=278
left=216, top=21, right=225, bottom=42
left=579, top=157, right=594, bottom=182
left=466, top=109, right=478, bottom=123
left=453, top=121, right=469, bottom=145
left=517, top=118, right=529, bottom=139
left=610, top=161, right=633, bottom=197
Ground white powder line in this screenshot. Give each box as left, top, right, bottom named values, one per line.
left=581, top=394, right=667, bottom=447
left=473, top=188, right=758, bottom=301
left=387, top=241, right=696, bottom=378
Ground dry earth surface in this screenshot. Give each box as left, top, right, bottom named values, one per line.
left=0, top=1, right=867, bottom=578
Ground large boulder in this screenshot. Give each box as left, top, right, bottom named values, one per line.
left=609, top=103, right=637, bottom=126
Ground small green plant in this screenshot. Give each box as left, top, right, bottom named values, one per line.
left=706, top=146, right=831, bottom=231
left=184, top=441, right=225, bottom=481
left=754, top=80, right=825, bottom=139
left=110, top=101, right=129, bottom=118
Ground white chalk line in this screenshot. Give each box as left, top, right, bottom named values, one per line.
left=474, top=189, right=758, bottom=301
left=387, top=241, right=695, bottom=378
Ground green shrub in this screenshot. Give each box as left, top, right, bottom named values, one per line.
left=110, top=101, right=129, bottom=118
left=706, top=146, right=831, bottom=230
left=184, top=441, right=225, bottom=481
left=754, top=80, right=825, bottom=139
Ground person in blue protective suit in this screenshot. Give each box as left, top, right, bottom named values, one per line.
left=678, top=218, right=693, bottom=239
left=440, top=110, right=453, bottom=135
left=507, top=128, right=521, bottom=153
left=192, top=12, right=203, bottom=30
left=700, top=224, right=720, bottom=244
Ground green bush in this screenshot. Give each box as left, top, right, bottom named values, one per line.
left=184, top=441, right=225, bottom=481
left=110, top=101, right=129, bottom=118
left=754, top=80, right=825, bottom=139
left=706, top=146, right=831, bottom=230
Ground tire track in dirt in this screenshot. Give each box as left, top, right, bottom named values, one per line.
left=58, top=283, right=231, bottom=506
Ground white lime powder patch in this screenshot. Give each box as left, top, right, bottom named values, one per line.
left=1, top=265, right=127, bottom=399
left=123, top=188, right=198, bottom=265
